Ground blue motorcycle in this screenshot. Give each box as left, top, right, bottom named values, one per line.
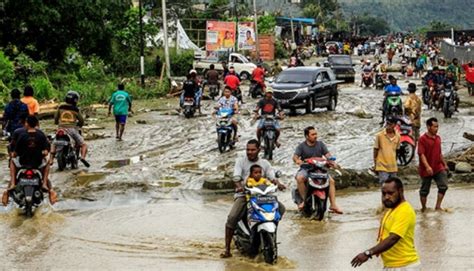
left=215, top=108, right=234, bottom=153
left=234, top=184, right=281, bottom=264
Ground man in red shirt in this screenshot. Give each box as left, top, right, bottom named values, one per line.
left=418, top=117, right=448, bottom=212
left=251, top=63, right=266, bottom=92
left=462, top=61, right=474, bottom=96
left=224, top=67, right=242, bottom=102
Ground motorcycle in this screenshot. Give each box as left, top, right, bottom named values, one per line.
left=362, top=72, right=373, bottom=88
left=431, top=85, right=443, bottom=110
left=442, top=86, right=457, bottom=118
left=53, top=128, right=80, bottom=171
left=258, top=115, right=280, bottom=161
left=183, top=97, right=196, bottom=118
left=206, top=81, right=219, bottom=100
left=393, top=116, right=416, bottom=166
left=375, top=73, right=387, bottom=90
left=9, top=159, right=46, bottom=217
left=215, top=108, right=235, bottom=153
left=421, top=81, right=433, bottom=108
left=234, top=183, right=281, bottom=264
left=292, top=157, right=335, bottom=220
left=249, top=80, right=264, bottom=99
left=384, top=92, right=403, bottom=121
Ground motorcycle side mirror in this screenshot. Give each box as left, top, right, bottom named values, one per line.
left=275, top=170, right=282, bottom=178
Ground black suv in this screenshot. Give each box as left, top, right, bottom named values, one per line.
left=270, top=67, right=339, bottom=114
left=327, top=54, right=355, bottom=82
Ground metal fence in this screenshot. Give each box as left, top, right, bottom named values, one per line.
left=440, top=41, right=474, bottom=63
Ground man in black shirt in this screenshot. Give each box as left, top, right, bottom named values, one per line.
left=254, top=89, right=284, bottom=146
left=2, top=116, right=56, bottom=206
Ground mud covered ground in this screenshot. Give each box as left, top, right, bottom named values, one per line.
left=0, top=60, right=473, bottom=269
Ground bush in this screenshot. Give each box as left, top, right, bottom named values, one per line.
left=168, top=49, right=194, bottom=77
left=0, top=51, right=14, bottom=84
left=275, top=40, right=288, bottom=59
left=30, top=76, right=56, bottom=100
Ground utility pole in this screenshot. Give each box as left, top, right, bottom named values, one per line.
left=162, top=0, right=171, bottom=80
left=139, top=0, right=145, bottom=87
left=252, top=0, right=260, bottom=58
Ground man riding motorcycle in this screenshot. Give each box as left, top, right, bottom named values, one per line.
left=2, top=116, right=56, bottom=206
left=215, top=86, right=240, bottom=143
left=254, top=89, right=284, bottom=147
left=204, top=64, right=220, bottom=97
left=251, top=62, right=266, bottom=94
left=50, top=91, right=88, bottom=166
left=220, top=139, right=286, bottom=258
left=224, top=67, right=243, bottom=103
left=360, top=59, right=374, bottom=87
left=293, top=126, right=343, bottom=214
left=381, top=76, right=402, bottom=124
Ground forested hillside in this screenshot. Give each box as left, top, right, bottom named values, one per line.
left=338, top=0, right=474, bottom=31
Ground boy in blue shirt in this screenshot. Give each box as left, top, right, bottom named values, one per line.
left=108, top=83, right=132, bottom=141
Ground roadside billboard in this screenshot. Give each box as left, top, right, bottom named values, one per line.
left=237, top=22, right=256, bottom=51
left=206, top=21, right=236, bottom=52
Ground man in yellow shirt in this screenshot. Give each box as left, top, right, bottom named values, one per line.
left=404, top=83, right=422, bottom=145
left=351, top=177, right=420, bottom=269
left=21, top=85, right=40, bottom=116
left=374, top=116, right=401, bottom=184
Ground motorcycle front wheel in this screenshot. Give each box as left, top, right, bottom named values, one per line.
left=218, top=133, right=227, bottom=153
left=265, top=137, right=274, bottom=161
left=314, top=196, right=327, bottom=221
left=25, top=201, right=33, bottom=218
left=397, top=141, right=415, bottom=166
left=261, top=231, right=278, bottom=264
left=57, top=150, right=67, bottom=171
left=443, top=103, right=451, bottom=118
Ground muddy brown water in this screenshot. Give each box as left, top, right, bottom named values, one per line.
left=0, top=71, right=473, bottom=269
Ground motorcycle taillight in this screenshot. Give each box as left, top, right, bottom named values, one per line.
left=25, top=170, right=34, bottom=179
left=57, top=130, right=65, bottom=137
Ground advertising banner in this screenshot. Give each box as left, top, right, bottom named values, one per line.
left=237, top=22, right=256, bottom=51
left=206, top=21, right=236, bottom=52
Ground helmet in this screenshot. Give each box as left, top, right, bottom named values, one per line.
left=65, top=90, right=80, bottom=105
left=265, top=88, right=273, bottom=93
left=189, top=69, right=197, bottom=75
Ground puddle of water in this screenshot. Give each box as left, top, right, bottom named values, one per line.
left=104, top=156, right=144, bottom=169
left=74, top=172, right=108, bottom=187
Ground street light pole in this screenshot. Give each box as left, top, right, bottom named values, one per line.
left=252, top=0, right=260, bottom=58
left=161, top=0, right=171, bottom=80
left=139, top=0, right=145, bottom=87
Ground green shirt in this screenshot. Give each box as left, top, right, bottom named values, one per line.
left=109, top=90, right=131, bottom=116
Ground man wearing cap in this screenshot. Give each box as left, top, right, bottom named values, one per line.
left=254, top=88, right=284, bottom=147
left=373, top=116, right=401, bottom=184
left=404, top=83, right=422, bottom=145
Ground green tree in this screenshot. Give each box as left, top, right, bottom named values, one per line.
left=351, top=15, right=390, bottom=36
left=0, top=0, right=131, bottom=65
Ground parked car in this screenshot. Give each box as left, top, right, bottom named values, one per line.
left=327, top=54, right=356, bottom=83
left=269, top=67, right=339, bottom=114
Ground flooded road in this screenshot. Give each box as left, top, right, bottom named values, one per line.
left=0, top=72, right=473, bottom=269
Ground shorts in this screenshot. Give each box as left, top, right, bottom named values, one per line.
left=257, top=119, right=280, bottom=129
left=64, top=127, right=85, bottom=146
left=378, top=172, right=397, bottom=184
left=226, top=196, right=286, bottom=229
left=419, top=170, right=448, bottom=197
left=114, top=115, right=127, bottom=124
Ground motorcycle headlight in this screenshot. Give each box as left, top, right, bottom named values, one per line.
left=261, top=212, right=275, bottom=221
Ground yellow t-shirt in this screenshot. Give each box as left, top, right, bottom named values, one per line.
left=246, top=177, right=272, bottom=187
left=21, top=96, right=40, bottom=116
left=374, top=129, right=401, bottom=172
left=379, top=201, right=419, bottom=268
